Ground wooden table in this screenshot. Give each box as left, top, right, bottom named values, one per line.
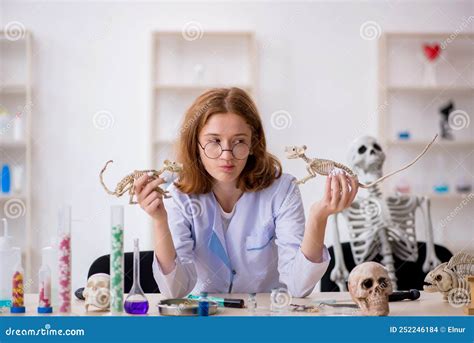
left=1, top=291, right=467, bottom=316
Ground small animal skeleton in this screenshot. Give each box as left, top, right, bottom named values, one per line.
left=327, top=136, right=440, bottom=291
left=100, top=159, right=183, bottom=204
left=285, top=134, right=437, bottom=187
left=424, top=252, right=474, bottom=306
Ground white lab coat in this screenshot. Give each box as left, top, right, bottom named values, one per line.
left=152, top=173, right=330, bottom=298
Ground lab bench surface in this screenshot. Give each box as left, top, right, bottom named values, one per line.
left=0, top=292, right=467, bottom=316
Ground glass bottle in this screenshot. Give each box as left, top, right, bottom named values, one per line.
left=124, top=238, right=149, bottom=315
left=10, top=251, right=25, bottom=314
left=38, top=247, right=53, bottom=313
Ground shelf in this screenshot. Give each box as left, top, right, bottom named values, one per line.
left=0, top=84, right=27, bottom=94
left=0, top=193, right=27, bottom=200
left=387, top=86, right=473, bottom=94
left=155, top=84, right=253, bottom=91
left=387, top=192, right=473, bottom=201
left=385, top=32, right=474, bottom=40
left=387, top=140, right=474, bottom=148
left=154, top=31, right=254, bottom=38
left=0, top=140, right=27, bottom=148
left=426, top=193, right=473, bottom=201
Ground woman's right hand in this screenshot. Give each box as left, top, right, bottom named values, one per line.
left=134, top=175, right=168, bottom=222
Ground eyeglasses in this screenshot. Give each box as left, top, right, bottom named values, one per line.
left=198, top=141, right=250, bottom=160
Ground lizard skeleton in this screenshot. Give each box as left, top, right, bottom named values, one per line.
left=100, top=159, right=183, bottom=204
left=285, top=134, right=438, bottom=188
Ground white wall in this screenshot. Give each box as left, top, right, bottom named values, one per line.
left=1, top=0, right=472, bottom=292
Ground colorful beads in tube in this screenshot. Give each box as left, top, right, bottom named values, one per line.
left=11, top=271, right=24, bottom=309
left=39, top=278, right=51, bottom=307
left=58, top=206, right=72, bottom=313
left=110, top=206, right=124, bottom=314
left=38, top=266, right=52, bottom=312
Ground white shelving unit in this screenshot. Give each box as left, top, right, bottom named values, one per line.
left=0, top=30, right=32, bottom=277
left=378, top=32, right=474, bottom=199
left=150, top=30, right=257, bottom=168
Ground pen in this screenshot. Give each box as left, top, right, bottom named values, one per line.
left=187, top=294, right=245, bottom=308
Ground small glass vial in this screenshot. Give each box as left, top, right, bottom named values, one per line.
left=124, top=238, right=149, bottom=315
left=270, top=287, right=290, bottom=313
left=270, top=288, right=278, bottom=313
left=38, top=247, right=53, bottom=314
left=198, top=291, right=210, bottom=316
left=10, top=254, right=25, bottom=314
left=247, top=293, right=257, bottom=313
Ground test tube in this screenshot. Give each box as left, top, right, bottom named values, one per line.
left=38, top=247, right=52, bottom=313
left=10, top=255, right=25, bottom=314
left=110, top=206, right=124, bottom=314
left=58, top=206, right=72, bottom=313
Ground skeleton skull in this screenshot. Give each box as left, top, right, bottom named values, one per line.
left=348, top=262, right=393, bottom=316
left=83, top=273, right=110, bottom=312
left=285, top=145, right=307, bottom=159
left=347, top=136, right=385, bottom=179
left=423, top=262, right=456, bottom=300
left=162, top=159, right=183, bottom=173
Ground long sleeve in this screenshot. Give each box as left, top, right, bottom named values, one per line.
left=274, top=177, right=331, bottom=297
left=152, top=190, right=197, bottom=298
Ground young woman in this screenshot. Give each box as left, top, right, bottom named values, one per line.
left=134, top=88, right=358, bottom=298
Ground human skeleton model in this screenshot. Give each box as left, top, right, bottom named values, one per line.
left=424, top=252, right=474, bottom=306
left=286, top=135, right=440, bottom=291
left=100, top=159, right=183, bottom=204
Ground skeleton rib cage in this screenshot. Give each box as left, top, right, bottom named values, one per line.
left=345, top=194, right=419, bottom=265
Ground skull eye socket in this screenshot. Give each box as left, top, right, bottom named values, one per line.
left=378, top=278, right=389, bottom=288
left=362, top=278, right=373, bottom=289
left=358, top=145, right=367, bottom=154
left=373, top=143, right=382, bottom=151
left=435, top=275, right=442, bottom=281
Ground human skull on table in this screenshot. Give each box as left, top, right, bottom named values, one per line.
left=83, top=273, right=110, bottom=312
left=348, top=262, right=393, bottom=316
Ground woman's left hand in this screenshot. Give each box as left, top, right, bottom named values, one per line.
left=310, top=169, right=359, bottom=219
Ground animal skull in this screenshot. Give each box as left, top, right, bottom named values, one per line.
left=347, top=136, right=385, bottom=179
left=162, top=159, right=183, bottom=173
left=285, top=145, right=307, bottom=159
left=83, top=273, right=110, bottom=312
left=348, top=262, right=393, bottom=316
left=423, top=262, right=456, bottom=300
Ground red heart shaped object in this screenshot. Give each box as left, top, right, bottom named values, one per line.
left=423, top=44, right=441, bottom=61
